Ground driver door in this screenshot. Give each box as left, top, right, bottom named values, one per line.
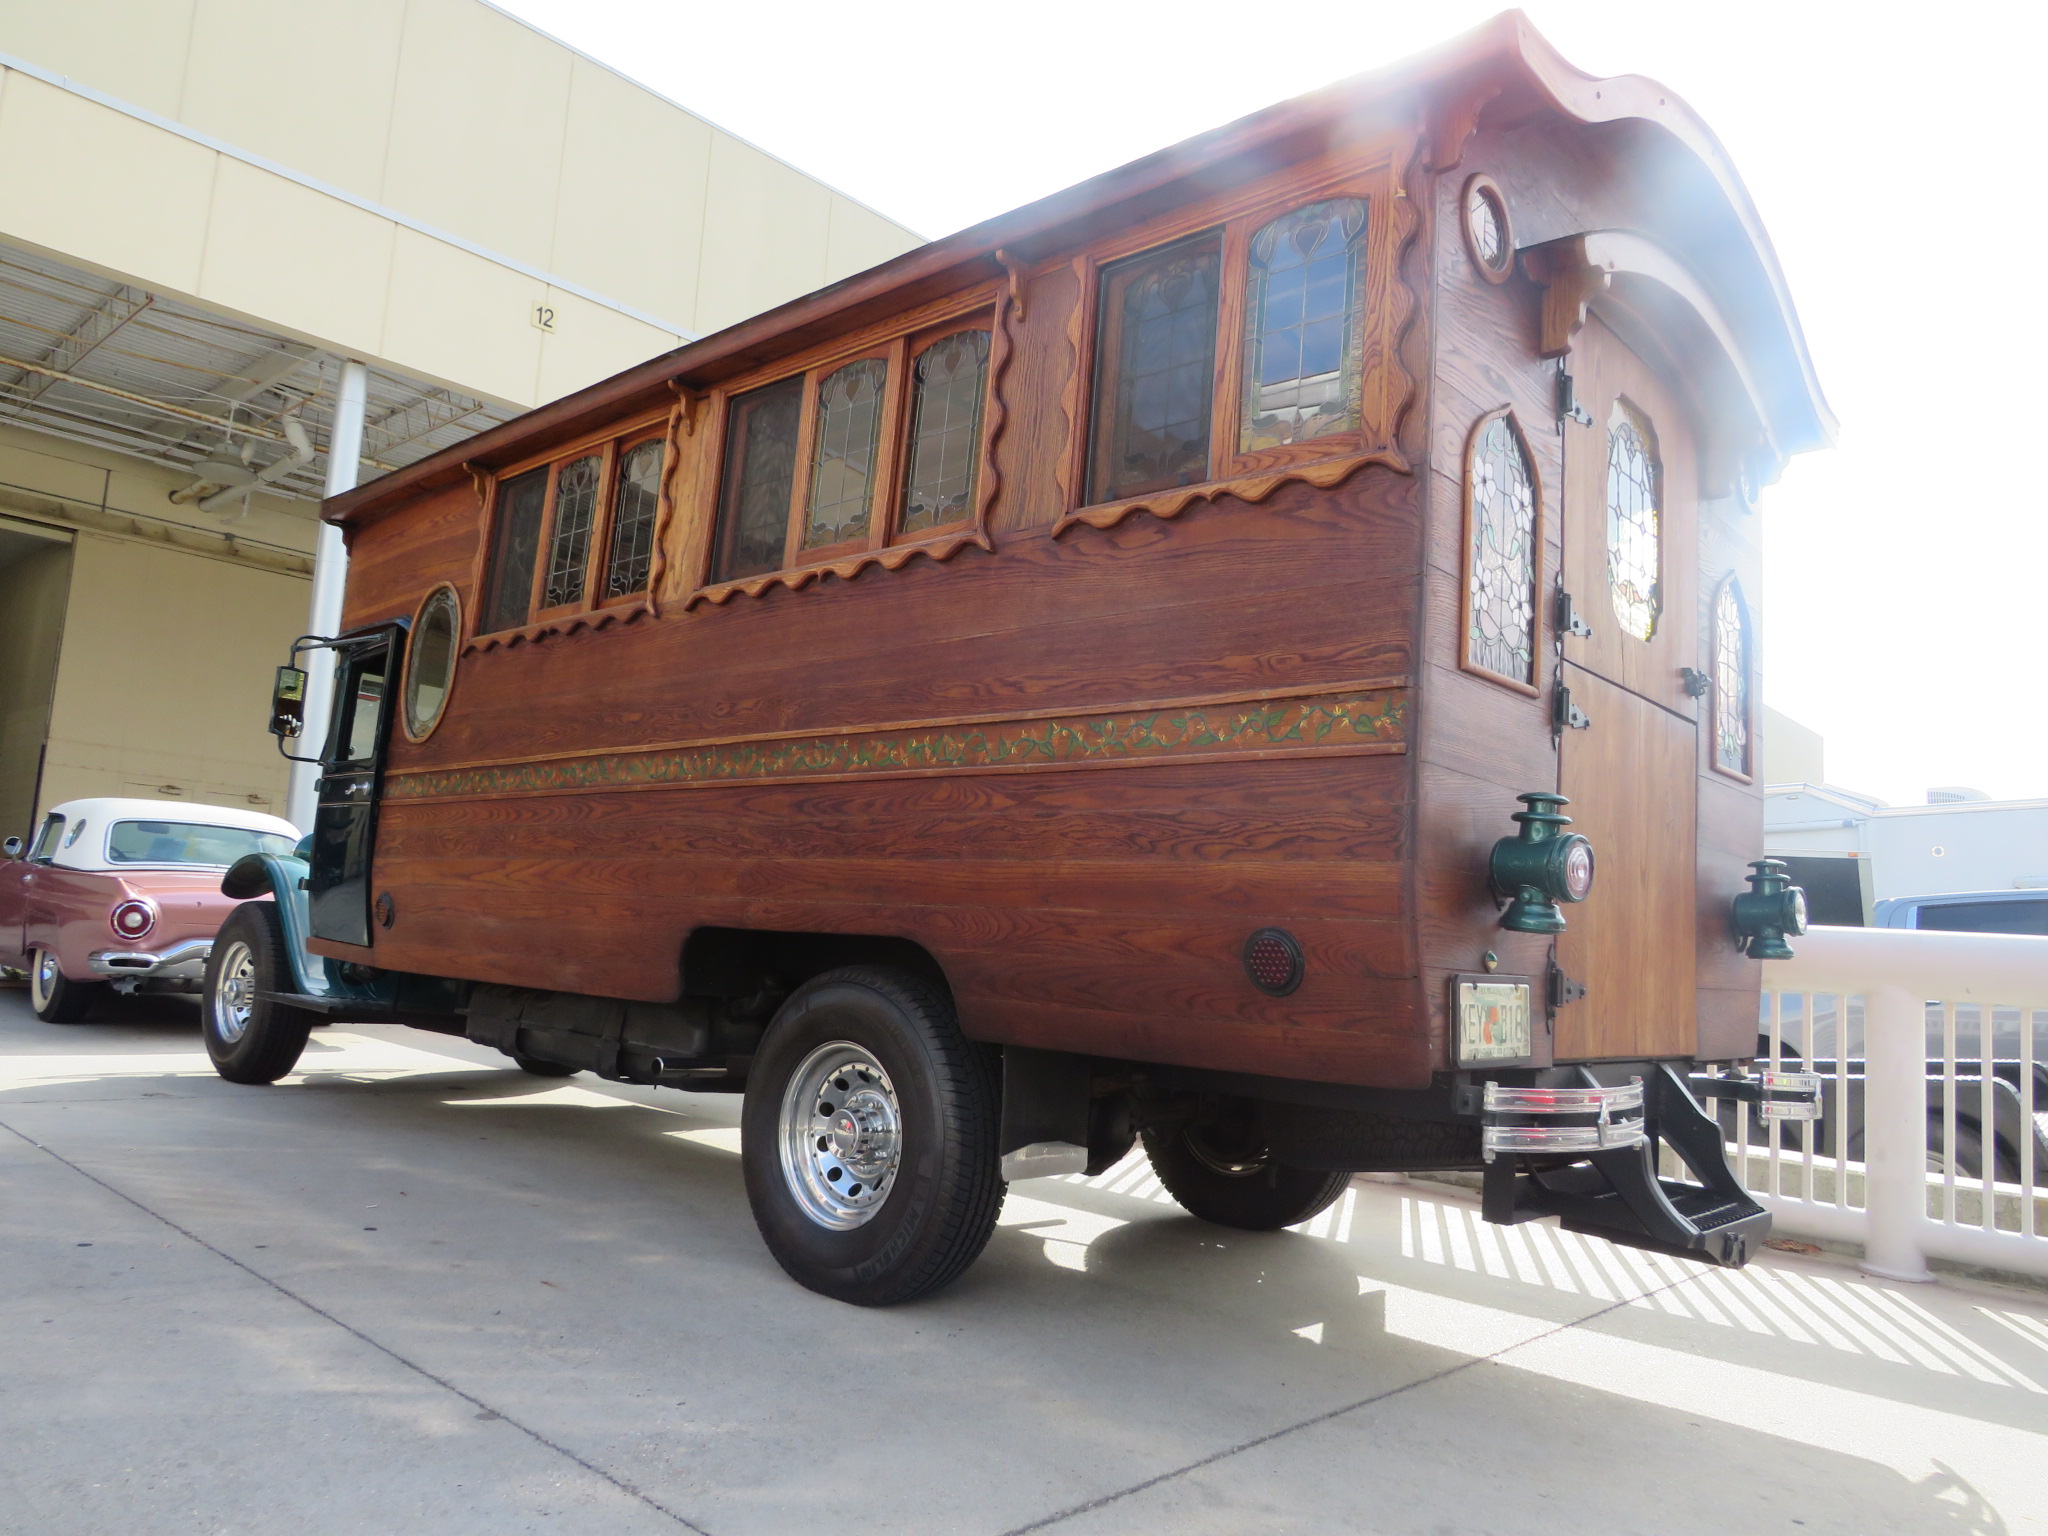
left=308, top=629, right=399, bottom=947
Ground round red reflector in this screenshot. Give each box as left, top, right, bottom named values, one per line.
left=110, top=900, right=155, bottom=941
left=1562, top=839, right=1595, bottom=902
left=1243, top=928, right=1304, bottom=996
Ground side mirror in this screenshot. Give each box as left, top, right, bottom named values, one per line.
left=270, top=665, right=308, bottom=739
left=2, top=837, right=20, bottom=859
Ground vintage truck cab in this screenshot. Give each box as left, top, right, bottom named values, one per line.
left=210, top=12, right=1829, bottom=1305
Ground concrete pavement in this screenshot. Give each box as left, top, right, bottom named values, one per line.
left=2, top=983, right=2044, bottom=1536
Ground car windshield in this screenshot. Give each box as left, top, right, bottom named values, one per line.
left=105, top=820, right=296, bottom=867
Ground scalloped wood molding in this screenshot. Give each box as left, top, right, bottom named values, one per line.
left=1053, top=450, right=1399, bottom=537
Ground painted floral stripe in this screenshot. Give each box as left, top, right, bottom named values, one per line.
left=386, top=689, right=1405, bottom=802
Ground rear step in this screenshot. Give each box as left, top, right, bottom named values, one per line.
left=1479, top=1065, right=1772, bottom=1268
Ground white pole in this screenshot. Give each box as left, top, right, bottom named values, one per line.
left=1859, top=981, right=1934, bottom=1282
left=285, top=359, right=368, bottom=836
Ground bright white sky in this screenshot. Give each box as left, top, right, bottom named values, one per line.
left=499, top=0, right=2045, bottom=807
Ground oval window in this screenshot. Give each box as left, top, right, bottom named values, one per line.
left=404, top=586, right=459, bottom=739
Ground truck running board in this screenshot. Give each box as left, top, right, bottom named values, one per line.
left=1479, top=1065, right=1770, bottom=1268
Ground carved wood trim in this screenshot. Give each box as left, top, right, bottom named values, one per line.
left=683, top=528, right=990, bottom=608
left=458, top=461, right=494, bottom=649
left=1525, top=235, right=1611, bottom=358
left=643, top=391, right=691, bottom=619
left=461, top=598, right=654, bottom=654
left=383, top=675, right=1411, bottom=800
left=1426, top=81, right=1503, bottom=172
left=1053, top=450, right=1396, bottom=537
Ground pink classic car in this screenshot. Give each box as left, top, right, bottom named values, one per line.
left=1, top=797, right=299, bottom=1022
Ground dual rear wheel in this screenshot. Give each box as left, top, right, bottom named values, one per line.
left=740, top=966, right=1349, bottom=1304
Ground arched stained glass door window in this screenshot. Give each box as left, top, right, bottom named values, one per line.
left=541, top=454, right=601, bottom=610
left=1464, top=412, right=1538, bottom=686
left=1240, top=198, right=1368, bottom=452
left=1605, top=405, right=1661, bottom=641
left=1713, top=577, right=1751, bottom=777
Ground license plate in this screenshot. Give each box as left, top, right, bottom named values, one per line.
left=1457, top=981, right=1532, bottom=1064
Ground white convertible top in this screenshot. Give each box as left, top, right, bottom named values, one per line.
left=37, top=798, right=300, bottom=872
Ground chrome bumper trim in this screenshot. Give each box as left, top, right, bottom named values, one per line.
left=1482, top=1078, right=1647, bottom=1160
left=88, top=938, right=213, bottom=980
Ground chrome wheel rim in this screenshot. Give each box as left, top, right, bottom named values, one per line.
left=1183, top=1125, right=1271, bottom=1180
left=778, top=1040, right=901, bottom=1230
left=212, top=940, right=256, bottom=1044
left=30, top=950, right=59, bottom=1012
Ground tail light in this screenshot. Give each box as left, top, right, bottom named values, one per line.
left=110, top=899, right=156, bottom=941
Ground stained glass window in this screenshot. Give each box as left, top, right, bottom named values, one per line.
left=480, top=467, right=547, bottom=633
left=1241, top=199, right=1367, bottom=453
left=1714, top=579, right=1751, bottom=776
left=1605, top=407, right=1661, bottom=641
left=1090, top=233, right=1221, bottom=503
left=604, top=440, right=664, bottom=598
left=803, top=358, right=888, bottom=550
left=900, top=330, right=990, bottom=534
left=1466, top=414, right=1538, bottom=684
left=1467, top=183, right=1506, bottom=271
left=541, top=455, right=600, bottom=609
left=712, top=376, right=804, bottom=583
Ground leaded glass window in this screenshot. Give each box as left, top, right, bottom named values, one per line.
left=604, top=440, right=663, bottom=598
left=712, top=376, right=804, bottom=583
left=1714, top=579, right=1751, bottom=776
left=1241, top=199, right=1367, bottom=452
left=1605, top=407, right=1661, bottom=641
left=1466, top=414, right=1537, bottom=684
left=804, top=358, right=888, bottom=549
left=480, top=467, right=547, bottom=634
left=1089, top=233, right=1221, bottom=503
left=900, top=330, right=990, bottom=534
left=541, top=455, right=600, bottom=609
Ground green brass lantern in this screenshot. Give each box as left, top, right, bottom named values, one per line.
left=1732, top=858, right=1807, bottom=960
left=1488, top=792, right=1596, bottom=934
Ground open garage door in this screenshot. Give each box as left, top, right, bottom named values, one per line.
left=0, top=515, right=72, bottom=841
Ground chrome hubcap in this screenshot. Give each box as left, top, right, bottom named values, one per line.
left=778, top=1041, right=901, bottom=1230
left=212, top=940, right=256, bottom=1044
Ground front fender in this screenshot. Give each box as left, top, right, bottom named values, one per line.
left=219, top=853, right=322, bottom=996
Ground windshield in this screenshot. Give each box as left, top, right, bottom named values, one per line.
left=106, top=821, right=296, bottom=867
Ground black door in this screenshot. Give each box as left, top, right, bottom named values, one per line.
left=308, top=629, right=399, bottom=946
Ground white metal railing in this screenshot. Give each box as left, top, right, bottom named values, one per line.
left=1755, top=925, right=2047, bottom=1282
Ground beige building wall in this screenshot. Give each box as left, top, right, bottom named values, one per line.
left=39, top=532, right=308, bottom=817
left=0, top=526, right=72, bottom=836
left=0, top=0, right=923, bottom=407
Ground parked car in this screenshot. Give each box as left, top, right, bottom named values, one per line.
left=1728, top=1037, right=2047, bottom=1185
left=0, top=798, right=299, bottom=1022
left=1872, top=889, right=2048, bottom=936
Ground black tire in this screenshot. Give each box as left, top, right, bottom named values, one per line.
left=201, top=903, right=316, bottom=1085
left=1143, top=1101, right=1352, bottom=1231
left=512, top=1053, right=578, bottom=1078
left=1928, top=1117, right=2023, bottom=1184
left=741, top=966, right=1002, bottom=1306
left=28, top=948, right=105, bottom=1023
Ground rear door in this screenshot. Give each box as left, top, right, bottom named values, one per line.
left=308, top=629, right=399, bottom=947
left=1554, top=316, right=1699, bottom=1061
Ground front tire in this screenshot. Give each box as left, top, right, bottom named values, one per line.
left=201, top=903, right=315, bottom=1085
left=1143, top=1100, right=1351, bottom=1231
left=29, top=948, right=104, bottom=1023
left=741, top=966, right=1002, bottom=1306
left=512, top=1053, right=578, bottom=1078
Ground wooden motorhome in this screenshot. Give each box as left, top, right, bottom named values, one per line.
left=214, top=11, right=1833, bottom=1304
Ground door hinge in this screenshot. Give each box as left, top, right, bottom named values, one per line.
left=1556, top=367, right=1594, bottom=427
left=1554, top=586, right=1592, bottom=640
left=1549, top=964, right=1587, bottom=1009
left=1553, top=684, right=1591, bottom=734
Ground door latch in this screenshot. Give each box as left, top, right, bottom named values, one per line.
left=1548, top=964, right=1587, bottom=1009
left=1553, top=685, right=1591, bottom=733
left=1554, top=587, right=1592, bottom=640
left=1556, top=368, right=1594, bottom=427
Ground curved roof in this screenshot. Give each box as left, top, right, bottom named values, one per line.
left=39, top=798, right=300, bottom=872
left=327, top=8, right=1830, bottom=527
